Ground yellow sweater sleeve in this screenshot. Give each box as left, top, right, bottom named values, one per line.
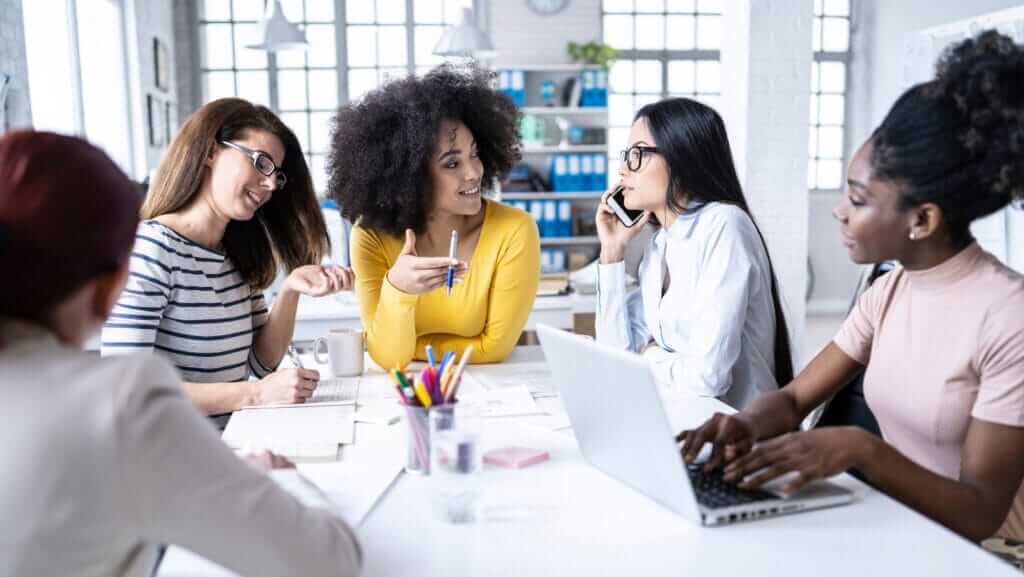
left=349, top=226, right=419, bottom=370
left=416, top=217, right=540, bottom=364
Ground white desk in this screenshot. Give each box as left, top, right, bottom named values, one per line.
left=158, top=347, right=1015, bottom=577
left=288, top=292, right=595, bottom=344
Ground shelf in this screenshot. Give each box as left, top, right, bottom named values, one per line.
left=501, top=191, right=604, bottom=200
left=540, top=236, right=600, bottom=246
left=520, top=145, right=608, bottom=154
left=520, top=106, right=608, bottom=116
left=497, top=64, right=604, bottom=71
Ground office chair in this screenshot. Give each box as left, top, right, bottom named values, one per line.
left=812, top=261, right=895, bottom=481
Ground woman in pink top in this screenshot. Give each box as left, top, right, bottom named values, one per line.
left=680, top=29, right=1024, bottom=551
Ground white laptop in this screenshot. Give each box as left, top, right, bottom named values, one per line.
left=536, top=324, right=855, bottom=526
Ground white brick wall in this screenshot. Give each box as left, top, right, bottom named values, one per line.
left=721, top=0, right=813, bottom=364
left=0, top=0, right=32, bottom=131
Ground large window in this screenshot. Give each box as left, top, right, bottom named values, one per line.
left=23, top=0, right=135, bottom=176
left=197, top=0, right=471, bottom=194
left=808, top=0, right=851, bottom=192
left=602, top=0, right=721, bottom=186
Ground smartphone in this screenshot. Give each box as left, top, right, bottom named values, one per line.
left=607, top=185, right=645, bottom=227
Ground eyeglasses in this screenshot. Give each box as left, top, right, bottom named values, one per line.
left=620, top=145, right=660, bottom=172
left=219, top=140, right=287, bottom=190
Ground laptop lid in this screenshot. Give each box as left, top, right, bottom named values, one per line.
left=536, top=324, right=702, bottom=523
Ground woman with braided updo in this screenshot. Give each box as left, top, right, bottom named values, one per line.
left=679, top=30, right=1024, bottom=554
left=328, top=64, right=539, bottom=369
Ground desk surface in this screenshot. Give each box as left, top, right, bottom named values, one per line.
left=159, top=347, right=1014, bottom=577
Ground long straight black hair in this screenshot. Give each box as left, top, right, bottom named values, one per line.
left=635, top=97, right=794, bottom=385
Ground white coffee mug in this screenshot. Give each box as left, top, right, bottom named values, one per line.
left=313, top=329, right=365, bottom=377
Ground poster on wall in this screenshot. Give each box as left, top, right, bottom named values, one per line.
left=165, top=101, right=176, bottom=144
left=148, top=94, right=165, bottom=147
left=154, top=37, right=170, bottom=92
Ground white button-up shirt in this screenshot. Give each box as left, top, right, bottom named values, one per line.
left=596, top=202, right=781, bottom=409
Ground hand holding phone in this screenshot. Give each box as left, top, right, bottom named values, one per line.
left=596, top=184, right=649, bottom=264
left=606, top=185, right=646, bottom=228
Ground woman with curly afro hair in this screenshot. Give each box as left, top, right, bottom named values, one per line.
left=327, top=64, right=539, bottom=369
left=681, top=30, right=1024, bottom=553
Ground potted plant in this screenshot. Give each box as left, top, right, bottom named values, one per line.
left=567, top=41, right=616, bottom=69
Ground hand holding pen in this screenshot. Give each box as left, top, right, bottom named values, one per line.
left=386, top=228, right=468, bottom=295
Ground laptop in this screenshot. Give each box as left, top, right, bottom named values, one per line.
left=536, top=324, right=855, bottom=526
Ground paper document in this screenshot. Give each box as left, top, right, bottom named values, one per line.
left=296, top=461, right=403, bottom=527
left=222, top=404, right=355, bottom=459
left=457, top=385, right=546, bottom=418
left=468, top=367, right=557, bottom=397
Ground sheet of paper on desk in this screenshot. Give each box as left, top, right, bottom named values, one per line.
left=466, top=367, right=557, bottom=397
left=222, top=405, right=355, bottom=459
left=297, top=461, right=403, bottom=527
left=457, top=385, right=546, bottom=418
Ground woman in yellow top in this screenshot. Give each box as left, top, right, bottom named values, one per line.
left=327, top=64, right=540, bottom=369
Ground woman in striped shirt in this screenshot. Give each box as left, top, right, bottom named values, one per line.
left=102, top=98, right=354, bottom=416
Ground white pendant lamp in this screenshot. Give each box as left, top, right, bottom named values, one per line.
left=432, top=7, right=495, bottom=58
left=246, top=0, right=308, bottom=52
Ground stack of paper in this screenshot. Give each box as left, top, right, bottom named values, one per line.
left=222, top=404, right=355, bottom=459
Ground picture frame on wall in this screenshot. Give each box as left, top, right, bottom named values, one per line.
left=153, top=37, right=170, bottom=92
left=147, top=94, right=165, bottom=147
left=164, top=101, right=176, bottom=144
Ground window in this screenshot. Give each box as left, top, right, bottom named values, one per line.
left=23, top=0, right=135, bottom=176
left=808, top=0, right=851, bottom=192
left=602, top=0, right=721, bottom=187
left=197, top=0, right=472, bottom=193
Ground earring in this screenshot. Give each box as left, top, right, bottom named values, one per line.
left=909, top=231, right=917, bottom=240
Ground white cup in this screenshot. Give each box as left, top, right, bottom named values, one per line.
left=313, top=329, right=365, bottom=377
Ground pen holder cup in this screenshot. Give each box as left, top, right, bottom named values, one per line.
left=402, top=403, right=456, bottom=475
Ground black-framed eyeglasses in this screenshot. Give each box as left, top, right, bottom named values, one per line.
left=219, top=140, right=287, bottom=190
left=620, top=145, right=660, bottom=172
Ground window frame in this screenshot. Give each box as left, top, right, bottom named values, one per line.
left=809, top=0, right=853, bottom=194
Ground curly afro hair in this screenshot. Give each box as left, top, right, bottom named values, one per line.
left=871, top=29, right=1024, bottom=242
left=326, top=63, right=521, bottom=235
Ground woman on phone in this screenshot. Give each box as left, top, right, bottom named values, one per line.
left=595, top=97, right=792, bottom=409
left=680, top=31, right=1024, bottom=553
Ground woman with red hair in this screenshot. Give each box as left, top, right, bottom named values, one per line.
left=0, top=131, right=361, bottom=577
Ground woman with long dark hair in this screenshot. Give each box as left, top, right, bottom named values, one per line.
left=595, top=97, right=793, bottom=409
left=681, top=31, right=1024, bottom=552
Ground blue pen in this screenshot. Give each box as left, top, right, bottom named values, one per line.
left=438, top=351, right=454, bottom=376
left=445, top=230, right=458, bottom=296
left=426, top=344, right=436, bottom=369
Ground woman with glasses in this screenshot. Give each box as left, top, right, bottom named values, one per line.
left=328, top=64, right=539, bottom=369
left=102, top=98, right=355, bottom=416
left=595, top=97, right=792, bottom=409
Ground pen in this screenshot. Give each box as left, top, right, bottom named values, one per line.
left=446, top=230, right=458, bottom=296
left=286, top=344, right=304, bottom=369
left=426, top=344, right=436, bottom=369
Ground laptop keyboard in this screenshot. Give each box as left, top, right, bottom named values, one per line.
left=686, top=463, right=780, bottom=509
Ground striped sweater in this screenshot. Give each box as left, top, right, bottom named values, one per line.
left=101, top=220, right=274, bottom=383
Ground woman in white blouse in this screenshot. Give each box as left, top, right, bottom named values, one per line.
left=595, top=98, right=793, bottom=409
left=0, top=131, right=361, bottom=577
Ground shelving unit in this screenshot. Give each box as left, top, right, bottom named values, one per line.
left=498, top=64, right=610, bottom=274
left=520, top=144, right=608, bottom=154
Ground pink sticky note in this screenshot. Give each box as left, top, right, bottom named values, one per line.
left=483, top=447, right=549, bottom=469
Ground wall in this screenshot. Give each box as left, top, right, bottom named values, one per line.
left=126, top=0, right=178, bottom=178
left=489, top=0, right=602, bottom=67
left=721, top=0, right=813, bottom=363
left=0, top=0, right=32, bottom=131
